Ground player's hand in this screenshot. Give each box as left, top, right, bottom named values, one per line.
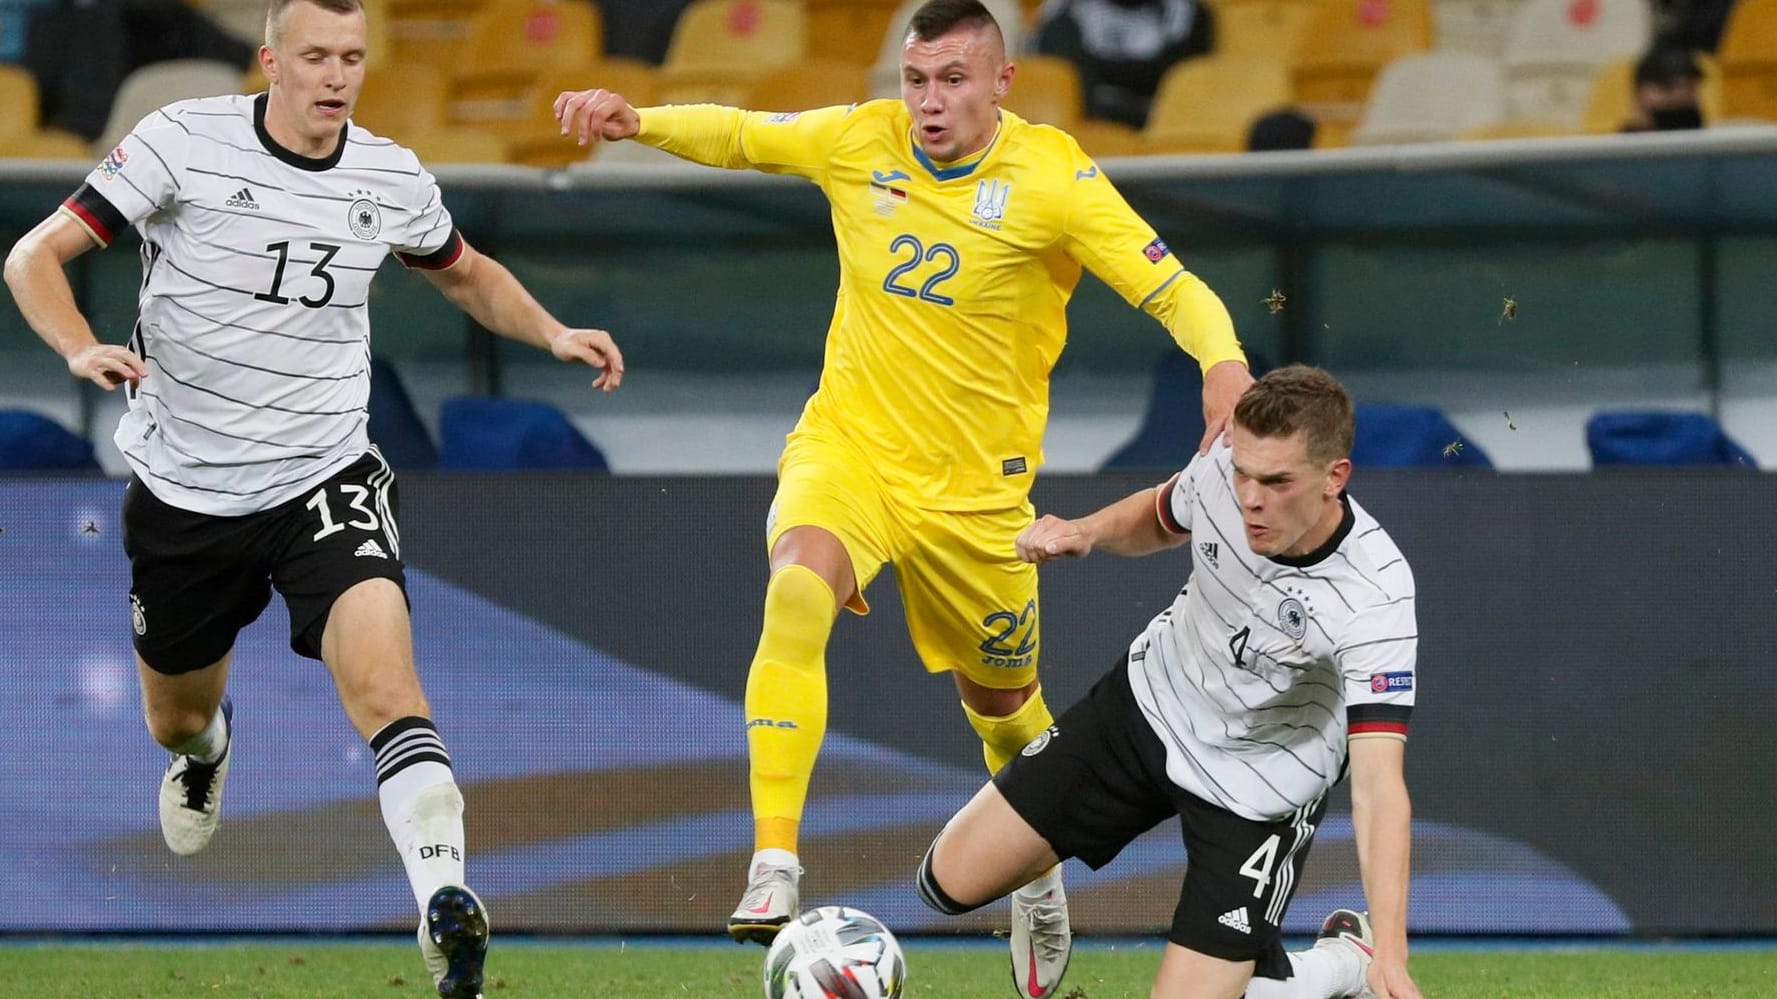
left=552, top=88, right=641, bottom=146
left=67, top=343, right=146, bottom=391
left=550, top=328, right=625, bottom=393
left=1366, top=957, right=1423, bottom=999
left=1016, top=514, right=1092, bottom=564
left=1199, top=359, right=1253, bottom=454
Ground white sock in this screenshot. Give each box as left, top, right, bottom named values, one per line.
left=172, top=706, right=228, bottom=763
left=1242, top=943, right=1363, bottom=999
left=750, top=847, right=800, bottom=876
left=371, top=716, right=466, bottom=912
left=1015, top=865, right=1064, bottom=901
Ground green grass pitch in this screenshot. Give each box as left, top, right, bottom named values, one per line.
left=5, top=941, right=1776, bottom=998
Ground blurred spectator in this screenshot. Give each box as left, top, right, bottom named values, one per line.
left=594, top=0, right=696, bottom=64
left=1, top=0, right=55, bottom=63
left=1247, top=108, right=1316, bottom=150
left=1622, top=40, right=1705, bottom=131
left=21, top=0, right=251, bottom=140
left=1660, top=0, right=1734, bottom=52
left=1031, top=0, right=1213, bottom=129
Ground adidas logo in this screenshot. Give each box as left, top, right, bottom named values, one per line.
left=354, top=539, right=388, bottom=559
left=1217, top=906, right=1251, bottom=934
left=1198, top=541, right=1219, bottom=567
left=224, top=187, right=260, bottom=210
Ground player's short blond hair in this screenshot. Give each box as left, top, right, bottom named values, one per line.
left=1232, top=365, right=1355, bottom=466
left=265, top=0, right=363, bottom=47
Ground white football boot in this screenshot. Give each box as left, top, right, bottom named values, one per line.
left=727, top=853, right=802, bottom=945
left=157, top=698, right=232, bottom=856
left=1010, top=871, right=1071, bottom=999
left=1314, top=908, right=1377, bottom=998
left=419, top=884, right=489, bottom=999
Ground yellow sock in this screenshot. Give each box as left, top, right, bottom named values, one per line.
left=963, top=688, right=1053, bottom=774
left=745, top=564, right=836, bottom=854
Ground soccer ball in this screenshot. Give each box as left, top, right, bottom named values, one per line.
left=762, top=905, right=905, bottom=999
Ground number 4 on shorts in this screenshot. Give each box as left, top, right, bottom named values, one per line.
left=1239, top=834, right=1280, bottom=899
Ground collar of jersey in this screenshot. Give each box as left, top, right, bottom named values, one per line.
left=1266, top=493, right=1354, bottom=569
left=908, top=117, right=1001, bottom=181
left=254, top=93, right=348, bottom=172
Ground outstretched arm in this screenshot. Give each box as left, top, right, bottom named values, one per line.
left=1348, top=736, right=1423, bottom=999
left=4, top=211, right=147, bottom=390
left=421, top=238, right=623, bottom=392
left=1016, top=478, right=1189, bottom=564
left=553, top=87, right=849, bottom=180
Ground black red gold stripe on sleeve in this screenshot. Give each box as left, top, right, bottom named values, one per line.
left=1155, top=471, right=1186, bottom=534
left=60, top=183, right=127, bottom=247
left=1348, top=702, right=1411, bottom=738
left=396, top=229, right=464, bottom=270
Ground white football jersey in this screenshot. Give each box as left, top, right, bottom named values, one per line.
left=62, top=93, right=461, bottom=516
left=1127, top=443, right=1417, bottom=822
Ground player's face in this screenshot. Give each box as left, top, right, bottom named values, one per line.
left=261, top=3, right=368, bottom=154
left=1228, top=426, right=1350, bottom=558
left=900, top=25, right=1012, bottom=161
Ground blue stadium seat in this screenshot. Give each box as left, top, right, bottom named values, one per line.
left=437, top=395, right=608, bottom=471
left=1585, top=411, right=1756, bottom=467
left=0, top=410, right=100, bottom=472
left=1352, top=404, right=1492, bottom=468
left=367, top=357, right=437, bottom=471
left=1102, top=351, right=1208, bottom=470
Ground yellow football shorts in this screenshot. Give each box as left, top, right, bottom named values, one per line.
left=766, top=431, right=1039, bottom=691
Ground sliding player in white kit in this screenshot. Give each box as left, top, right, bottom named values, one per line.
left=916, top=366, right=1424, bottom=999
left=2, top=2, right=622, bottom=996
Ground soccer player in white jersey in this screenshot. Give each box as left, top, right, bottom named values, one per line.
left=2, top=2, right=623, bottom=996
left=915, top=366, right=1424, bottom=999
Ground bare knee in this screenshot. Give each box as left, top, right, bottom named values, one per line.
left=144, top=706, right=212, bottom=750
left=769, top=526, right=857, bottom=607
left=916, top=831, right=991, bottom=915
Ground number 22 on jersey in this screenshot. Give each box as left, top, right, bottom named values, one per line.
left=881, top=234, right=959, bottom=306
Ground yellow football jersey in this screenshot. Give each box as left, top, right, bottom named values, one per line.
left=637, top=100, right=1242, bottom=511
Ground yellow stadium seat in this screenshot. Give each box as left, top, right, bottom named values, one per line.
left=1720, top=0, right=1777, bottom=120
left=1071, top=119, right=1144, bottom=157
left=1145, top=57, right=1291, bottom=154
left=387, top=0, right=487, bottom=67
left=1582, top=52, right=1722, bottom=133
left=497, top=62, right=659, bottom=168
left=1311, top=116, right=1357, bottom=146
left=805, top=0, right=903, bottom=65
left=656, top=0, right=807, bottom=105
left=1458, top=119, right=1575, bottom=139
left=744, top=59, right=868, bottom=111
left=1291, top=0, right=1434, bottom=118
left=0, top=66, right=40, bottom=143
left=402, top=127, right=510, bottom=164
left=1210, top=0, right=1327, bottom=60
left=355, top=63, right=450, bottom=137
left=0, top=128, right=90, bottom=160
left=1001, top=54, right=1084, bottom=129
left=453, top=0, right=602, bottom=116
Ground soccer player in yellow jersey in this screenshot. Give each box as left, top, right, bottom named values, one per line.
left=557, top=1, right=1251, bottom=989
